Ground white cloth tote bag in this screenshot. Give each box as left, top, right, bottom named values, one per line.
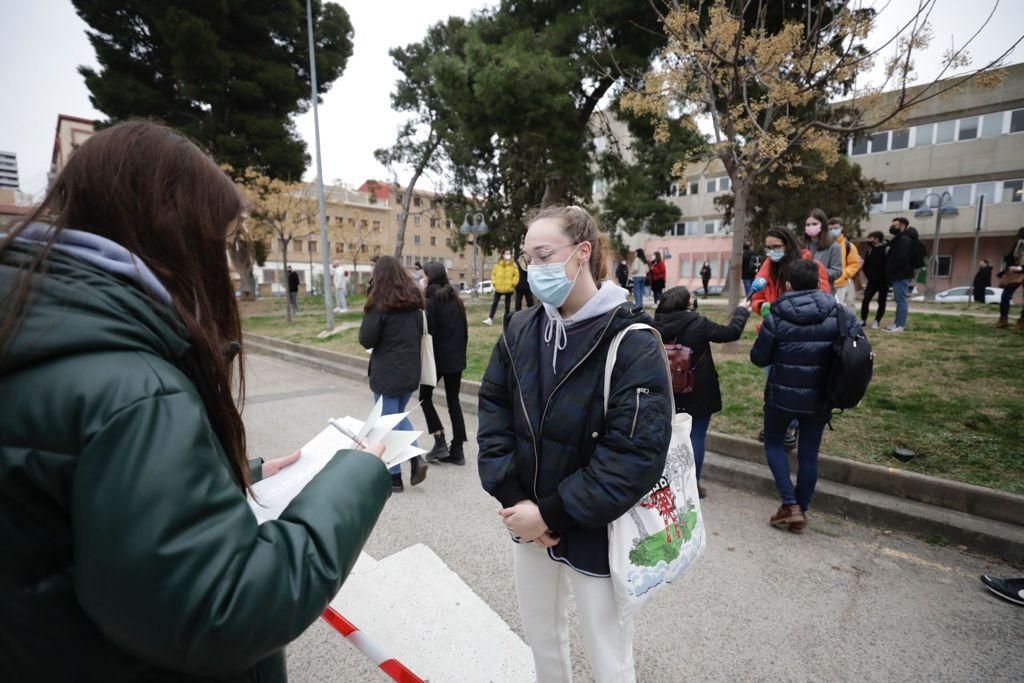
left=419, top=310, right=437, bottom=387
left=603, top=323, right=707, bottom=622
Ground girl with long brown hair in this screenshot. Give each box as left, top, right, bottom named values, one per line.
left=0, top=121, right=390, bottom=682
left=359, top=255, right=429, bottom=491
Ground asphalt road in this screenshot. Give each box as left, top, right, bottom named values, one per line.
left=243, top=353, right=1023, bottom=682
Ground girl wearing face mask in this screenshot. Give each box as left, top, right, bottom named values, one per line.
left=483, top=249, right=519, bottom=326
left=478, top=205, right=673, bottom=682
left=751, top=226, right=831, bottom=319
left=803, top=208, right=843, bottom=292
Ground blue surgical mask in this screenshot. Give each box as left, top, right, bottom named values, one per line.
left=527, top=244, right=584, bottom=307
left=830, top=227, right=843, bottom=238
left=766, top=248, right=785, bottom=262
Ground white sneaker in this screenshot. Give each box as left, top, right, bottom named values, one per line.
left=482, top=318, right=493, bottom=326
left=333, top=307, right=343, bottom=313
left=871, top=320, right=880, bottom=330
left=884, top=325, right=904, bottom=333
left=340, top=308, right=349, bottom=313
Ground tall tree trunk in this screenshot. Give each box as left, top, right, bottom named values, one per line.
left=227, top=239, right=256, bottom=301
left=727, top=182, right=750, bottom=309
left=541, top=173, right=569, bottom=208
left=394, top=134, right=440, bottom=259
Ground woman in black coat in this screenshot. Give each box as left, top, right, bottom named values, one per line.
left=420, top=262, right=470, bottom=465
left=654, top=286, right=750, bottom=498
left=359, top=255, right=428, bottom=492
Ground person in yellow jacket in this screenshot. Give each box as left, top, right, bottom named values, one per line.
left=828, top=218, right=862, bottom=306
left=483, top=249, right=520, bottom=325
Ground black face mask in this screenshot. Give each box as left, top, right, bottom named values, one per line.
left=889, top=226, right=900, bottom=236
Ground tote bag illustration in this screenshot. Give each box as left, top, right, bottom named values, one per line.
left=603, top=323, right=707, bottom=621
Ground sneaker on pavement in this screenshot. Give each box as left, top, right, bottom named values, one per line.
left=871, top=320, right=880, bottom=330
left=390, top=474, right=404, bottom=493
left=980, top=575, right=1024, bottom=606
left=884, top=325, right=904, bottom=333
left=769, top=504, right=805, bottom=528
left=482, top=318, right=493, bottom=326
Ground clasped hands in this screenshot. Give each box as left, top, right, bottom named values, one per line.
left=499, top=500, right=559, bottom=548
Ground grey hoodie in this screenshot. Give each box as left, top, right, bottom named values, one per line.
left=541, top=280, right=628, bottom=374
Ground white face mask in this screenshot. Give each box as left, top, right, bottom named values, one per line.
left=830, top=227, right=843, bottom=238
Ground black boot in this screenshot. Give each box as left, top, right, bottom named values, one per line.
left=440, top=440, right=466, bottom=466
left=390, top=473, right=404, bottom=493
left=424, top=431, right=449, bottom=463
left=410, top=456, right=428, bottom=486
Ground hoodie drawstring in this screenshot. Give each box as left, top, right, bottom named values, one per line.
left=543, top=315, right=568, bottom=373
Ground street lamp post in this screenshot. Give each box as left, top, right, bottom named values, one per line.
left=913, top=190, right=959, bottom=302
left=306, top=0, right=334, bottom=331
left=459, top=212, right=489, bottom=298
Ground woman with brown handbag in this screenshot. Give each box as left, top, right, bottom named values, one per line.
left=995, top=227, right=1024, bottom=330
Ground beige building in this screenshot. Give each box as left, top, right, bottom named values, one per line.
left=49, top=114, right=96, bottom=184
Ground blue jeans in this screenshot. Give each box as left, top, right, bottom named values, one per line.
left=632, top=277, right=646, bottom=307
left=688, top=413, right=711, bottom=481
left=743, top=279, right=753, bottom=297
left=373, top=392, right=416, bottom=475
left=892, top=278, right=911, bottom=328
left=763, top=405, right=827, bottom=510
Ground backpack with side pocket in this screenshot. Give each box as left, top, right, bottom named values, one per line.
left=826, top=305, right=874, bottom=416
left=663, top=344, right=695, bottom=394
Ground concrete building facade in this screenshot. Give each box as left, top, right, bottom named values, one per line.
left=49, top=115, right=96, bottom=184
left=0, top=151, right=19, bottom=189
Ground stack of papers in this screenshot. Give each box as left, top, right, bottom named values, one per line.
left=248, top=398, right=423, bottom=523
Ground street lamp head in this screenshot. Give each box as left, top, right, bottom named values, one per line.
left=939, top=205, right=959, bottom=217
left=459, top=215, right=471, bottom=235
left=914, top=207, right=934, bottom=218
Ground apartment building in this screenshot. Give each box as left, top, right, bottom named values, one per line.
left=49, top=115, right=96, bottom=184
left=0, top=151, right=19, bottom=189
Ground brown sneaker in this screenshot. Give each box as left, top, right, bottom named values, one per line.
left=789, top=514, right=807, bottom=534
left=769, top=504, right=804, bottom=527
left=995, top=316, right=1009, bottom=329
left=1016, top=318, right=1024, bottom=331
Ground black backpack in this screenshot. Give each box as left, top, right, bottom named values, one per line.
left=910, top=238, right=927, bottom=270
left=826, top=305, right=874, bottom=418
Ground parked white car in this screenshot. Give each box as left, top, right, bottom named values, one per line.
left=911, top=286, right=1003, bottom=303
left=460, top=280, right=494, bottom=296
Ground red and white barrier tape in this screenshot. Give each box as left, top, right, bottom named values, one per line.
left=321, top=606, right=425, bottom=683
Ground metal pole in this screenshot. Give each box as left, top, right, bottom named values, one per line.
left=307, top=0, right=334, bottom=331
left=926, top=193, right=946, bottom=302
left=971, top=194, right=985, bottom=288
left=472, top=236, right=479, bottom=298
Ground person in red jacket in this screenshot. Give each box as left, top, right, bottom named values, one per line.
left=751, top=226, right=831, bottom=318
left=649, top=251, right=667, bottom=304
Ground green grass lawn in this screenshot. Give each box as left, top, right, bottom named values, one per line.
left=243, top=296, right=1024, bottom=494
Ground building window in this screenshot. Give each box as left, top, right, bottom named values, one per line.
left=890, top=129, right=910, bottom=150
left=1010, top=109, right=1024, bottom=134
left=982, top=112, right=1003, bottom=138
left=951, top=184, right=972, bottom=207
left=445, top=258, right=453, bottom=268
left=360, top=219, right=368, bottom=228
left=933, top=255, right=952, bottom=278
left=669, top=182, right=680, bottom=197
left=335, top=242, right=344, bottom=253
left=935, top=120, right=956, bottom=144
left=704, top=220, right=718, bottom=234
left=913, top=123, right=933, bottom=147
left=348, top=218, right=356, bottom=226
left=413, top=197, right=422, bottom=207
left=974, top=182, right=995, bottom=205
left=335, top=215, right=344, bottom=224
left=1003, top=179, right=1023, bottom=203
left=870, top=131, right=888, bottom=153
left=372, top=220, right=381, bottom=230
left=405, top=255, right=412, bottom=266
left=689, top=180, right=699, bottom=195
left=292, top=240, right=303, bottom=253
left=706, top=178, right=717, bottom=193
left=869, top=192, right=884, bottom=214
left=430, top=236, right=437, bottom=246
left=672, top=222, right=686, bottom=236
left=360, top=244, right=368, bottom=253
left=308, top=240, right=317, bottom=253
left=885, top=190, right=904, bottom=212
left=958, top=116, right=979, bottom=141
left=593, top=178, right=606, bottom=196
left=680, top=260, right=692, bottom=278
left=908, top=187, right=928, bottom=210
left=414, top=235, right=421, bottom=245
left=414, top=215, right=421, bottom=226
left=685, top=221, right=700, bottom=236
left=851, top=136, right=869, bottom=155
left=430, top=218, right=438, bottom=228
left=720, top=176, right=731, bottom=191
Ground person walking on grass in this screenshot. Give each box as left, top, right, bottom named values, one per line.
left=630, top=248, right=650, bottom=307
left=331, top=261, right=349, bottom=313
left=804, top=208, right=843, bottom=292
left=654, top=286, right=751, bottom=500
left=0, top=121, right=391, bottom=682
left=649, top=251, right=667, bottom=305
left=515, top=253, right=535, bottom=311
left=885, top=216, right=924, bottom=333
left=287, top=265, right=300, bottom=314
left=995, top=227, right=1024, bottom=329
left=972, top=259, right=993, bottom=305
left=860, top=231, right=889, bottom=329
left=359, top=256, right=429, bottom=492
left=420, top=262, right=469, bottom=466
left=483, top=249, right=519, bottom=326
left=615, top=256, right=629, bottom=289
left=700, top=260, right=712, bottom=297
left=828, top=217, right=862, bottom=307
left=750, top=258, right=863, bottom=534
left=478, top=205, right=672, bottom=682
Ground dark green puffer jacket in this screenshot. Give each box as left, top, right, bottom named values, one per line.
left=0, top=241, right=390, bottom=681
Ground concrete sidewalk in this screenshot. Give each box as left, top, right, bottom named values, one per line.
left=244, top=354, right=1023, bottom=682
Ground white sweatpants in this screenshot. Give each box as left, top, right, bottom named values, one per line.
left=834, top=283, right=852, bottom=306
left=512, top=541, right=636, bottom=683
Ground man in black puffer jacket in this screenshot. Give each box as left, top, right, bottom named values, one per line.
left=750, top=259, right=862, bottom=534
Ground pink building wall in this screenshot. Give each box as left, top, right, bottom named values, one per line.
left=644, top=235, right=735, bottom=292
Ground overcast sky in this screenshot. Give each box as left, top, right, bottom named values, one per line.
left=1, top=0, right=1021, bottom=199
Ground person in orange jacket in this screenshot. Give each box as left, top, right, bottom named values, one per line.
left=827, top=217, right=863, bottom=307
left=752, top=226, right=831, bottom=319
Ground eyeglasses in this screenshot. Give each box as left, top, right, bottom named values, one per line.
left=517, top=243, right=579, bottom=269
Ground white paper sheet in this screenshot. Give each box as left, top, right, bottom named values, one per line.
left=248, top=399, right=422, bottom=524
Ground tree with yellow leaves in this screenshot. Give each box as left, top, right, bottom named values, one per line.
left=231, top=167, right=317, bottom=322
left=623, top=0, right=1016, bottom=307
